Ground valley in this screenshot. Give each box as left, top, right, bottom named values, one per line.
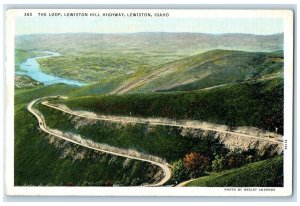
left=14, top=32, right=284, bottom=187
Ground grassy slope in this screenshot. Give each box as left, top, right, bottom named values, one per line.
left=67, top=78, right=124, bottom=97
left=15, top=84, right=78, bottom=105
left=186, top=156, right=283, bottom=187
left=15, top=85, right=161, bottom=186
left=59, top=78, right=283, bottom=133
left=129, top=50, right=283, bottom=93
left=34, top=102, right=230, bottom=163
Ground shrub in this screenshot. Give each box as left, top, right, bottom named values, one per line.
left=183, top=152, right=210, bottom=178
left=212, top=155, right=226, bottom=172
left=172, top=159, right=189, bottom=184
left=226, top=155, right=245, bottom=169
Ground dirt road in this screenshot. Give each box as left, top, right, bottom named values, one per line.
left=28, top=97, right=172, bottom=187
left=42, top=101, right=282, bottom=145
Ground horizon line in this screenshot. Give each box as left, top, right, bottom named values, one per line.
left=15, top=31, right=284, bottom=37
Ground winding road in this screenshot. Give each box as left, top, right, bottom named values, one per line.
left=27, top=97, right=172, bottom=187
left=28, top=96, right=283, bottom=187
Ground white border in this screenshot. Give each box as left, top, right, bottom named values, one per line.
left=5, top=9, right=294, bottom=196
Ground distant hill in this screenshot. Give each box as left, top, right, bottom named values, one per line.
left=16, top=32, right=283, bottom=54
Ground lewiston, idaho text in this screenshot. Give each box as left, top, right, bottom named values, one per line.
left=37, top=12, right=169, bottom=17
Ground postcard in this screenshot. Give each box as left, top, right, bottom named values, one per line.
left=5, top=9, right=294, bottom=196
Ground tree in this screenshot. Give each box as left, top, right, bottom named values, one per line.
left=212, top=155, right=226, bottom=172
left=225, top=149, right=246, bottom=169
left=172, top=159, right=189, bottom=184
left=227, top=155, right=245, bottom=169
left=183, top=152, right=210, bottom=178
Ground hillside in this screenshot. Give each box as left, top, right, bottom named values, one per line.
left=114, top=49, right=283, bottom=93
left=185, top=156, right=283, bottom=187
left=14, top=85, right=165, bottom=186
left=33, top=101, right=230, bottom=163
left=28, top=96, right=283, bottom=186
left=15, top=83, right=77, bottom=105
left=57, top=77, right=283, bottom=134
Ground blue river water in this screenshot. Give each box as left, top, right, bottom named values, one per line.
left=17, top=51, right=86, bottom=87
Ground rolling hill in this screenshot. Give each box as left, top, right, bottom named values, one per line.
left=113, top=49, right=283, bottom=93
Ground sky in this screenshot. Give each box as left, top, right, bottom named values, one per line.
left=15, top=16, right=283, bottom=35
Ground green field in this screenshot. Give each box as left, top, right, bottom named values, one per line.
left=185, top=156, right=283, bottom=187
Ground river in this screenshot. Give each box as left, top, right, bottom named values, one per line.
left=17, top=51, right=86, bottom=87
